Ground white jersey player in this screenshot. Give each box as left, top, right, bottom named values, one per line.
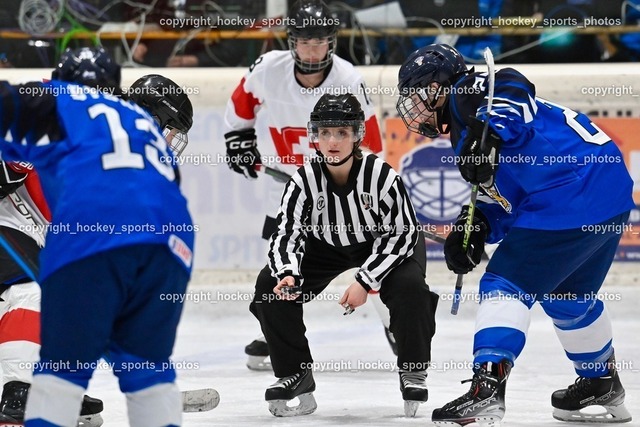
left=223, top=0, right=396, bottom=370
left=0, top=162, right=103, bottom=426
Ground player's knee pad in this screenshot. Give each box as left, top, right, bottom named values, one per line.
left=541, top=298, right=613, bottom=375
left=25, top=372, right=87, bottom=427
left=107, top=346, right=176, bottom=393
left=125, top=382, right=182, bottom=427
left=33, top=358, right=93, bottom=389
left=474, top=273, right=533, bottom=363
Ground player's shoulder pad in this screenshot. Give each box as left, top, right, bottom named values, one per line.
left=247, top=50, right=288, bottom=75
left=494, top=67, right=536, bottom=94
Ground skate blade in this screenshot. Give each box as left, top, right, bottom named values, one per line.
left=268, top=392, right=317, bottom=417
left=404, top=400, right=423, bottom=417
left=553, top=404, right=633, bottom=423
left=247, top=355, right=272, bottom=371
left=77, top=413, right=104, bottom=427
left=433, top=415, right=502, bottom=427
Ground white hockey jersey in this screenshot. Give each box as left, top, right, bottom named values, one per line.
left=224, top=50, right=383, bottom=216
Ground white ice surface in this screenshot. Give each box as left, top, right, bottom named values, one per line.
left=86, top=263, right=640, bottom=426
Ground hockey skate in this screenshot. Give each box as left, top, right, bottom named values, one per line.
left=245, top=337, right=272, bottom=371
left=0, top=381, right=104, bottom=427
left=552, top=355, right=632, bottom=423
left=78, top=395, right=104, bottom=427
left=432, top=360, right=511, bottom=427
left=399, top=370, right=428, bottom=417
left=265, top=369, right=317, bottom=417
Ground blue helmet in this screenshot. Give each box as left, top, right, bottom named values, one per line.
left=52, top=46, right=121, bottom=93
left=396, top=44, right=469, bottom=138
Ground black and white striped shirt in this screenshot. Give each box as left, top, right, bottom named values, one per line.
left=268, top=153, right=420, bottom=291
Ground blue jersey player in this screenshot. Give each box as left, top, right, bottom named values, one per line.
left=397, top=44, right=634, bottom=426
left=0, top=47, right=194, bottom=427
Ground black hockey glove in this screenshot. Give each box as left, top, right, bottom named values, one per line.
left=444, top=205, right=490, bottom=274
left=458, top=118, right=502, bottom=186
left=0, top=161, right=30, bottom=199
left=225, top=128, right=260, bottom=179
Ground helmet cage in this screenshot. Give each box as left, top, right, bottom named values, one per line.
left=127, top=74, right=193, bottom=155
left=288, top=34, right=337, bottom=73
left=162, top=125, right=189, bottom=155
left=397, top=83, right=447, bottom=138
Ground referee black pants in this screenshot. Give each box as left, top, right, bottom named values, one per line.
left=250, top=237, right=439, bottom=378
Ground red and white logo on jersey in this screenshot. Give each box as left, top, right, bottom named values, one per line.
left=168, top=234, right=193, bottom=268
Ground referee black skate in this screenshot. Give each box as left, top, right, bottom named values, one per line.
left=250, top=93, right=439, bottom=417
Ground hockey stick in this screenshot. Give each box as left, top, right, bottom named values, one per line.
left=254, top=164, right=290, bottom=183
left=0, top=227, right=39, bottom=281
left=182, top=388, right=220, bottom=412
left=451, top=47, right=495, bottom=315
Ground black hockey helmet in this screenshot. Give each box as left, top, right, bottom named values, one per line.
left=396, top=44, right=469, bottom=137
left=308, top=93, right=365, bottom=166
left=287, top=0, right=338, bottom=74
left=126, top=74, right=193, bottom=155
left=52, top=46, right=121, bottom=94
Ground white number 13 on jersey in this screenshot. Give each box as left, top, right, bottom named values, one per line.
left=88, top=104, right=175, bottom=180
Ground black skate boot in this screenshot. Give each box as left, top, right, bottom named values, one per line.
left=78, top=394, right=104, bottom=427
left=0, top=381, right=29, bottom=424
left=245, top=337, right=271, bottom=371
left=552, top=355, right=632, bottom=423
left=265, top=369, right=316, bottom=417
left=0, top=381, right=103, bottom=426
left=432, top=359, right=511, bottom=427
left=399, top=370, right=428, bottom=417
left=384, top=327, right=398, bottom=356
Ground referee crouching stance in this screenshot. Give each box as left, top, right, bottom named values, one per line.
left=250, top=93, right=439, bottom=418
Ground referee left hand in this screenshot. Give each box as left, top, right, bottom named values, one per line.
left=339, top=283, right=369, bottom=312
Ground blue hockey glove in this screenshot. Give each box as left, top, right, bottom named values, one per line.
left=224, top=128, right=260, bottom=179
left=444, top=206, right=489, bottom=274
left=458, top=118, right=501, bottom=186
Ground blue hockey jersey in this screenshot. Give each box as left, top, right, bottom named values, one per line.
left=447, top=68, right=635, bottom=243
left=0, top=81, right=194, bottom=280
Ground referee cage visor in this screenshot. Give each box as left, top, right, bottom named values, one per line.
left=307, top=120, right=365, bottom=143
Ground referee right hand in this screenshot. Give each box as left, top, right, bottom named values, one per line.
left=274, top=276, right=302, bottom=301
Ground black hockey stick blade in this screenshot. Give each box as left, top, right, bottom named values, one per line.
left=182, top=388, right=220, bottom=412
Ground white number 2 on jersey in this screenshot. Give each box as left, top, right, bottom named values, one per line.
left=539, top=98, right=610, bottom=145
left=88, top=104, right=175, bottom=180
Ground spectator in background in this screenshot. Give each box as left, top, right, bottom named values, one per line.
left=449, top=0, right=503, bottom=62
left=132, top=38, right=248, bottom=67
left=607, top=0, right=640, bottom=61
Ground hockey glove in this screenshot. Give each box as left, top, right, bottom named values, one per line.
left=225, top=128, right=260, bottom=179
left=0, top=161, right=31, bottom=199
left=458, top=118, right=501, bottom=186
left=444, top=205, right=489, bottom=274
